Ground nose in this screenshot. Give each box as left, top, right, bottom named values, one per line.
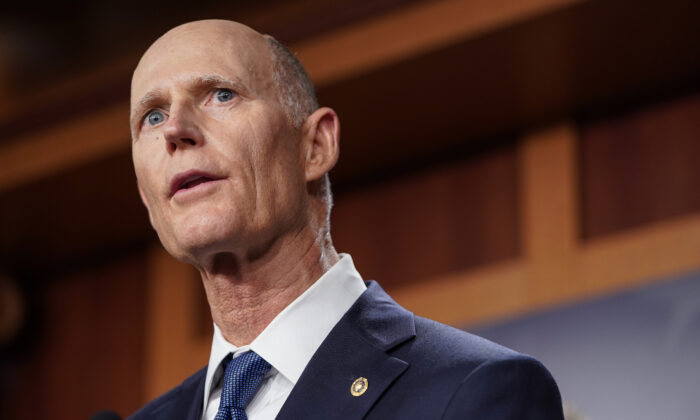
left=162, top=104, right=204, bottom=153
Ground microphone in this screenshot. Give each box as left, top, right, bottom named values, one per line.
left=89, top=410, right=123, bottom=420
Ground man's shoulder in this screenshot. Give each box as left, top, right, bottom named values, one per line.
left=376, top=313, right=563, bottom=419
left=418, top=315, right=557, bottom=384
left=352, top=280, right=557, bottom=382
left=388, top=313, right=541, bottom=381
left=412, top=314, right=522, bottom=362
left=127, top=366, right=207, bottom=420
left=356, top=280, right=542, bottom=367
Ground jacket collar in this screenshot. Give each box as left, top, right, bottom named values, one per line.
left=276, top=281, right=416, bottom=419
left=144, top=367, right=206, bottom=420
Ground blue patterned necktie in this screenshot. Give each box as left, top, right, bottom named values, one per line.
left=214, top=351, right=272, bottom=420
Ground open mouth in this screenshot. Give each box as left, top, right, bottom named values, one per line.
left=180, top=176, right=213, bottom=190
left=171, top=171, right=222, bottom=197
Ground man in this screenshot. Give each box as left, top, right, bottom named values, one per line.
left=128, top=19, right=564, bottom=420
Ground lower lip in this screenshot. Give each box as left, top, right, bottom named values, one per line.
left=171, top=179, right=224, bottom=202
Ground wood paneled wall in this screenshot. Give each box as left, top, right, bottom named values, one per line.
left=1, top=251, right=149, bottom=419
left=332, top=145, right=520, bottom=288
left=393, top=92, right=700, bottom=326
left=580, top=93, right=700, bottom=238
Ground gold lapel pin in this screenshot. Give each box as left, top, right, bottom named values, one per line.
left=350, top=377, right=368, bottom=397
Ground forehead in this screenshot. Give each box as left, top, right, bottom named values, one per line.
left=131, top=22, right=274, bottom=108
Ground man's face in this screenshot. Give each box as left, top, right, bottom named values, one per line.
left=130, top=21, right=308, bottom=262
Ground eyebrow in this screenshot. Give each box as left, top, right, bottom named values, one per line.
left=130, top=88, right=166, bottom=132
left=130, top=74, right=249, bottom=131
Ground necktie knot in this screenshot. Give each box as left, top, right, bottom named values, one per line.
left=214, top=351, right=271, bottom=420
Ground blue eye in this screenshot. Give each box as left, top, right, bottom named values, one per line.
left=146, top=110, right=165, bottom=126
left=215, top=89, right=235, bottom=102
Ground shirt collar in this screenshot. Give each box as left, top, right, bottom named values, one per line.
left=202, top=254, right=366, bottom=410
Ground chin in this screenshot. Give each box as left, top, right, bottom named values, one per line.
left=167, top=217, right=243, bottom=261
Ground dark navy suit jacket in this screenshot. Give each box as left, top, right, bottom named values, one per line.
left=129, top=281, right=564, bottom=419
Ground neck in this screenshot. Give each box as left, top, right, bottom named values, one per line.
left=197, top=227, right=339, bottom=346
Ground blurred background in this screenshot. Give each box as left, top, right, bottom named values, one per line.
left=1, top=0, right=699, bottom=418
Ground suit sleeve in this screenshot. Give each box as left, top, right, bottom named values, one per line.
left=441, top=356, right=564, bottom=420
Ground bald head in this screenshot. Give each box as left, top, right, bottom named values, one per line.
left=134, top=20, right=269, bottom=82
left=132, top=19, right=317, bottom=132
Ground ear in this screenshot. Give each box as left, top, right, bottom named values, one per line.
left=301, top=107, right=340, bottom=182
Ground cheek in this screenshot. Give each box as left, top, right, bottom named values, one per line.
left=133, top=150, right=166, bottom=218
left=259, top=141, right=308, bottom=217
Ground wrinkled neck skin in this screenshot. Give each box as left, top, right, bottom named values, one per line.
left=197, top=218, right=339, bottom=347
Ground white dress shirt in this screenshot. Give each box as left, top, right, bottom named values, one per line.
left=201, top=254, right=367, bottom=420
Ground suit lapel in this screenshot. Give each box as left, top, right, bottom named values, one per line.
left=277, top=281, right=416, bottom=420
left=150, top=367, right=206, bottom=420
left=183, top=378, right=205, bottom=420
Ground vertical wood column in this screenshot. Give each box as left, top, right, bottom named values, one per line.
left=520, top=123, right=583, bottom=306
left=144, top=245, right=210, bottom=401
